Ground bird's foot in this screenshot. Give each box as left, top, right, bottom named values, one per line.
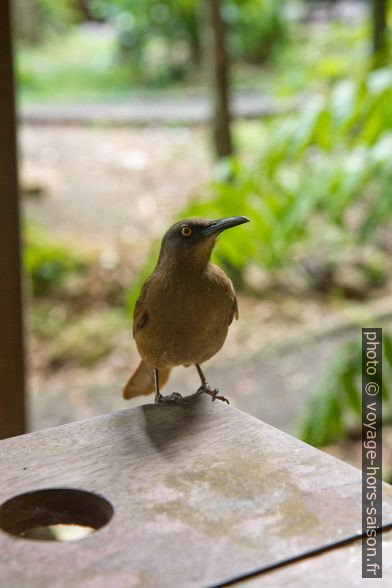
left=155, top=392, right=184, bottom=404
left=197, top=384, right=229, bottom=405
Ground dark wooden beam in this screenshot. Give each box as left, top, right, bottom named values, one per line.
left=0, top=0, right=26, bottom=438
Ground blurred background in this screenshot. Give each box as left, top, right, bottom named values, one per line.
left=9, top=0, right=392, bottom=478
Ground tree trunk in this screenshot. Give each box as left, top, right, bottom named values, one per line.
left=205, top=0, right=233, bottom=158
left=371, top=0, right=388, bottom=64
left=0, top=0, right=26, bottom=438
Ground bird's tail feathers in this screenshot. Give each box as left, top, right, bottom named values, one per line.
left=122, top=360, right=171, bottom=399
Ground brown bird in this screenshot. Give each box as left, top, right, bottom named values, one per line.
left=123, top=216, right=249, bottom=404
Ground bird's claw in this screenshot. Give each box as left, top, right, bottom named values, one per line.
left=212, top=390, right=230, bottom=404
left=197, top=385, right=230, bottom=405
left=167, top=392, right=184, bottom=402
left=155, top=392, right=184, bottom=404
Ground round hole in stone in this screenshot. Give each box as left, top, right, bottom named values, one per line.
left=0, top=488, right=113, bottom=542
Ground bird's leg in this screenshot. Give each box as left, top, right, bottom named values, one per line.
left=195, top=364, right=229, bottom=404
left=154, top=368, right=183, bottom=404
left=154, top=368, right=164, bottom=403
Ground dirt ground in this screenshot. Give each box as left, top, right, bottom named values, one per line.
left=21, top=124, right=212, bottom=252
left=21, top=123, right=392, bottom=479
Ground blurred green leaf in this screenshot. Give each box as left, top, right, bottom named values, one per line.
left=299, top=334, right=392, bottom=447
left=24, top=223, right=87, bottom=297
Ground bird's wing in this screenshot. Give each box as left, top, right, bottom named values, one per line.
left=133, top=279, right=151, bottom=338
left=230, top=295, right=239, bottom=324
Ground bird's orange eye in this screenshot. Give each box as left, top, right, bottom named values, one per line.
left=180, top=226, right=192, bottom=238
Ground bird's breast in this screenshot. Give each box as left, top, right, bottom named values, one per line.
left=135, top=265, right=235, bottom=368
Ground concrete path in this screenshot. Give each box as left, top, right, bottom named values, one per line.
left=29, top=306, right=392, bottom=436
left=20, top=89, right=292, bottom=126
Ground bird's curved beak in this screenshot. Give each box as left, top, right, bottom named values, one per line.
left=203, top=216, right=250, bottom=237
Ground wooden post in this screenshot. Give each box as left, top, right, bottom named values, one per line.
left=206, top=0, right=233, bottom=158
left=0, top=0, right=26, bottom=438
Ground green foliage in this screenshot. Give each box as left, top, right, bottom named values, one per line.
left=89, top=0, right=287, bottom=78
left=183, top=67, right=392, bottom=280
left=30, top=302, right=127, bottom=369
left=90, top=0, right=200, bottom=81
left=45, top=308, right=126, bottom=368
left=127, top=240, right=161, bottom=314
left=228, top=0, right=288, bottom=63
left=298, top=333, right=392, bottom=447
left=24, top=224, right=87, bottom=297
left=17, top=27, right=134, bottom=103
left=268, top=18, right=372, bottom=96
left=16, top=2, right=371, bottom=102
left=14, top=0, right=78, bottom=44
left=36, top=0, right=78, bottom=30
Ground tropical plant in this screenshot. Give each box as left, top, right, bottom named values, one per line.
left=181, top=66, right=392, bottom=287
left=298, top=332, right=392, bottom=447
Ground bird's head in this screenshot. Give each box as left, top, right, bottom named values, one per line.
left=157, top=216, right=249, bottom=269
